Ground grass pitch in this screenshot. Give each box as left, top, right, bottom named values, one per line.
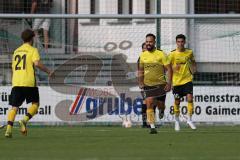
left=0, top=125, right=240, bottom=160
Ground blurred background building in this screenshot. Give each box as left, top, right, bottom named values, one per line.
left=0, top=0, right=240, bottom=86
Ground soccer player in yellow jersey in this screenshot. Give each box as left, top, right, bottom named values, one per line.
left=5, top=29, right=53, bottom=138
left=138, top=34, right=172, bottom=134
left=168, top=34, right=197, bottom=131
left=138, top=42, right=157, bottom=128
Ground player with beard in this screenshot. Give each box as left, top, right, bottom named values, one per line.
left=138, top=33, right=172, bottom=134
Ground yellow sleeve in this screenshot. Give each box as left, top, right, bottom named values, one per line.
left=168, top=52, right=173, bottom=64
left=139, top=53, right=144, bottom=68
left=32, top=48, right=40, bottom=62
left=161, top=52, right=170, bottom=66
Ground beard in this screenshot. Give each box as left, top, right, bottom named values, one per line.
left=177, top=46, right=185, bottom=51
left=146, top=45, right=155, bottom=51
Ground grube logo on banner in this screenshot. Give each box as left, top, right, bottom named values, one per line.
left=69, top=91, right=143, bottom=119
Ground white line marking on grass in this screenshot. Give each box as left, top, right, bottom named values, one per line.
left=158, top=130, right=240, bottom=133
left=96, top=129, right=112, bottom=132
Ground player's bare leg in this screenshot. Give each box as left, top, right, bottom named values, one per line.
left=156, top=101, right=165, bottom=119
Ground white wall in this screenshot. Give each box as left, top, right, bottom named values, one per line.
left=195, top=22, right=240, bottom=62
left=78, top=0, right=91, bottom=23
left=160, top=0, right=188, bottom=53
left=77, top=0, right=240, bottom=63
left=77, top=23, right=155, bottom=62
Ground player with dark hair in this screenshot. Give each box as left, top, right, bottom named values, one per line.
left=168, top=34, right=197, bottom=131
left=138, top=33, right=172, bottom=134
left=138, top=42, right=159, bottom=128
left=5, top=29, right=53, bottom=138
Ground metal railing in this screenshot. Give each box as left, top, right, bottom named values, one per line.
left=0, top=13, right=240, bottom=19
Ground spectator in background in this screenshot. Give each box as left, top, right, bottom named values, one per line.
left=138, top=43, right=148, bottom=127
left=31, top=0, right=52, bottom=51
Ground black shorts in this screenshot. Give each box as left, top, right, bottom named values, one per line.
left=143, top=85, right=166, bottom=102
left=9, top=87, right=39, bottom=107
left=172, top=82, right=193, bottom=99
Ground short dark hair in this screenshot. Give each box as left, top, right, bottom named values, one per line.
left=21, top=29, right=35, bottom=43
left=146, top=33, right=156, bottom=40
left=176, top=34, right=186, bottom=41
left=141, top=42, right=146, bottom=49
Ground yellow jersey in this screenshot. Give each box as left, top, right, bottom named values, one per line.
left=139, top=49, right=169, bottom=86
left=168, top=48, right=195, bottom=86
left=12, top=43, right=40, bottom=87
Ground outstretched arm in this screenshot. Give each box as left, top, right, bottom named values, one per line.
left=34, top=60, right=53, bottom=77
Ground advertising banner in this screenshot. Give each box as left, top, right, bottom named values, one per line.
left=0, top=86, right=240, bottom=123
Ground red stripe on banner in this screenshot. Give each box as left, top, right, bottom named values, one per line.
left=74, top=88, right=87, bottom=114
left=78, top=89, right=89, bottom=114
left=70, top=88, right=84, bottom=114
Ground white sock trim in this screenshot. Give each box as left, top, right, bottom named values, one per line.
left=175, top=115, right=180, bottom=122
left=150, top=124, right=155, bottom=128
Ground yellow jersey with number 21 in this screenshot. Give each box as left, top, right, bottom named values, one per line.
left=12, top=43, right=40, bottom=87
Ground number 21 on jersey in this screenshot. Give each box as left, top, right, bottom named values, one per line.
left=14, top=54, right=26, bottom=70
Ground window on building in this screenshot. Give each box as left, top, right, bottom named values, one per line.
left=129, top=0, right=132, bottom=14
left=90, top=0, right=99, bottom=23
left=145, top=0, right=151, bottom=14
left=118, top=0, right=123, bottom=14
left=145, top=0, right=155, bottom=14
left=117, top=0, right=132, bottom=22
left=195, top=0, right=240, bottom=13
left=90, top=0, right=96, bottom=14
left=118, top=0, right=132, bottom=14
